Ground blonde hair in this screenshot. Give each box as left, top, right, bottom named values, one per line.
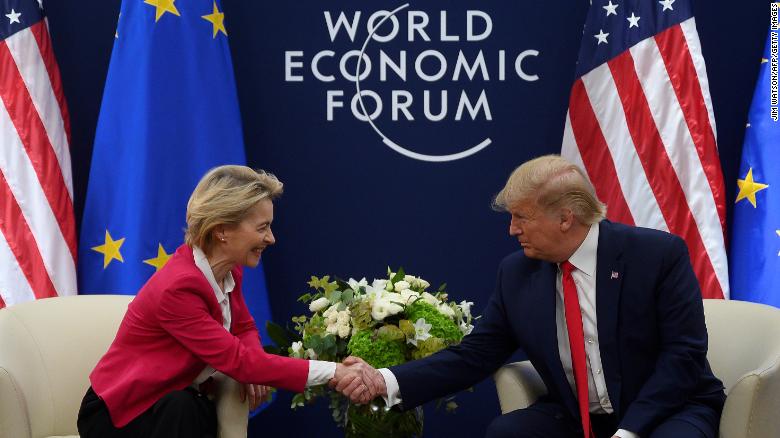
left=185, top=165, right=283, bottom=252
left=493, top=155, right=606, bottom=225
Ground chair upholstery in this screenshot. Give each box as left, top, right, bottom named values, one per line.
left=0, top=295, right=249, bottom=438
left=493, top=299, right=780, bottom=438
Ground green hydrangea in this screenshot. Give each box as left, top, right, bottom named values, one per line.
left=406, top=301, right=463, bottom=342
left=347, top=330, right=406, bottom=368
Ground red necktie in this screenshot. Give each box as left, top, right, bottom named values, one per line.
left=561, top=261, right=593, bottom=438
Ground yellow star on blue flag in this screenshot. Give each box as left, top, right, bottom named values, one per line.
left=202, top=1, right=227, bottom=38
left=730, top=26, right=780, bottom=308
left=91, top=230, right=125, bottom=269
left=736, top=168, right=769, bottom=208
left=144, top=0, right=180, bottom=22
left=78, top=1, right=277, bottom=387
left=143, top=244, right=172, bottom=271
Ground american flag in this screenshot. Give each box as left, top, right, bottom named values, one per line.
left=0, top=0, right=76, bottom=308
left=562, top=0, right=728, bottom=299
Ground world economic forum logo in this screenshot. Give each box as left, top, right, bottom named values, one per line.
left=284, top=3, right=541, bottom=162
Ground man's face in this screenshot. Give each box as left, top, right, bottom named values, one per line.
left=508, top=198, right=566, bottom=262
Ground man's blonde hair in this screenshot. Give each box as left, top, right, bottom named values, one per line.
left=185, top=165, right=283, bottom=252
left=493, top=155, right=606, bottom=225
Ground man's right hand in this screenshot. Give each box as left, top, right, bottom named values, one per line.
left=329, top=356, right=387, bottom=404
left=341, top=356, right=387, bottom=397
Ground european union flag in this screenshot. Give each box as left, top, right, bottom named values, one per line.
left=730, top=25, right=780, bottom=307
left=78, top=0, right=274, bottom=341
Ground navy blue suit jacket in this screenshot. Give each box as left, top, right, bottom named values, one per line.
left=390, top=220, right=725, bottom=436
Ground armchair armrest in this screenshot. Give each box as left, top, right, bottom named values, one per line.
left=0, top=367, right=31, bottom=438
left=213, top=374, right=249, bottom=438
left=720, top=356, right=780, bottom=438
left=493, top=361, right=547, bottom=414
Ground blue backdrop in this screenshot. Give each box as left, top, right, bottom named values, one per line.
left=46, top=0, right=768, bottom=436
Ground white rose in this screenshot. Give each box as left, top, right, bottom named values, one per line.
left=400, top=289, right=420, bottom=305
left=326, top=324, right=339, bottom=335
left=323, top=304, right=339, bottom=322
left=404, top=275, right=417, bottom=285
left=418, top=279, right=430, bottom=290
left=371, top=297, right=404, bottom=320
left=291, top=341, right=303, bottom=357
left=372, top=279, right=388, bottom=290
left=309, top=297, right=330, bottom=312
left=421, top=292, right=440, bottom=306
left=394, top=280, right=411, bottom=292
left=438, top=303, right=456, bottom=319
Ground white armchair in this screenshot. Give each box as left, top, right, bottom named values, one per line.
left=493, top=299, right=780, bottom=438
left=0, top=295, right=249, bottom=438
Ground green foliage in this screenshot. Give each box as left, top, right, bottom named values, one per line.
left=410, top=337, right=447, bottom=360
left=308, top=275, right=339, bottom=296
left=389, top=266, right=405, bottom=284
left=350, top=300, right=374, bottom=331
left=377, top=324, right=405, bottom=342
left=265, top=320, right=299, bottom=351
left=344, top=401, right=423, bottom=438
left=272, top=268, right=476, bottom=431
left=304, top=334, right=338, bottom=361
left=406, top=301, right=463, bottom=342
left=398, top=319, right=416, bottom=339
left=347, top=330, right=406, bottom=369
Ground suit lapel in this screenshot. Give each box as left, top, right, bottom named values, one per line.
left=595, top=220, right=625, bottom=414
left=530, top=262, right=580, bottom=419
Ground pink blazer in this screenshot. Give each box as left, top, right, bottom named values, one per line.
left=90, top=244, right=308, bottom=427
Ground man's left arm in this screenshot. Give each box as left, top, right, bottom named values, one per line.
left=618, top=236, right=711, bottom=436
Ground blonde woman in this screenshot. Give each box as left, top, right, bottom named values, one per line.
left=78, top=165, right=373, bottom=437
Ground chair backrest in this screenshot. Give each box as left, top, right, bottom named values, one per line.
left=703, top=299, right=780, bottom=393
left=0, top=295, right=132, bottom=438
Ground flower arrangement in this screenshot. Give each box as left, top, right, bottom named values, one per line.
left=267, top=268, right=476, bottom=437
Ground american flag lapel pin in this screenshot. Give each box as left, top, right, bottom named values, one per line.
left=611, top=271, right=619, bottom=280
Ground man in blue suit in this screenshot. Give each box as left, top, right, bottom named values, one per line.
left=338, top=155, right=725, bottom=437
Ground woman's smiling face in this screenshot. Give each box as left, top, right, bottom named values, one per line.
left=222, top=199, right=276, bottom=268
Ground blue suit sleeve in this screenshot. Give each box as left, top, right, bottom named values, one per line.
left=389, top=263, right=519, bottom=409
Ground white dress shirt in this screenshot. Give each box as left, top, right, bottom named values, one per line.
left=191, top=246, right=235, bottom=385
left=380, top=225, right=639, bottom=438
left=191, top=246, right=335, bottom=387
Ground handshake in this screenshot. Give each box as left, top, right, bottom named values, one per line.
left=328, top=356, right=388, bottom=404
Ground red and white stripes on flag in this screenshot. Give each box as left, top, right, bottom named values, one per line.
left=562, top=18, right=729, bottom=299
left=0, top=19, right=77, bottom=308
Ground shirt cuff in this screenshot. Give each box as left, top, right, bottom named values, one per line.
left=614, top=429, right=639, bottom=438
left=378, top=368, right=402, bottom=407
left=306, top=360, right=337, bottom=387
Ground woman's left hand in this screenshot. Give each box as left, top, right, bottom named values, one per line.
left=239, top=383, right=271, bottom=410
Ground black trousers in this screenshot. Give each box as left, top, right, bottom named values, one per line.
left=485, top=400, right=719, bottom=438
left=77, top=386, right=217, bottom=438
